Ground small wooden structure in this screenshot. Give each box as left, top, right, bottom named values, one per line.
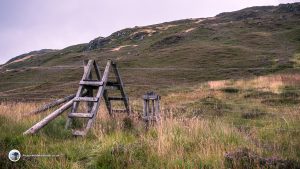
left=142, top=92, right=161, bottom=126
left=24, top=59, right=130, bottom=136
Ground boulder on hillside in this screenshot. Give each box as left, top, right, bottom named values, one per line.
left=277, top=3, right=300, bottom=13
left=151, top=35, right=184, bottom=48
left=85, top=37, right=111, bottom=51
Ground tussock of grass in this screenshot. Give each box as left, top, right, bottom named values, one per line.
left=241, top=110, right=267, bottom=119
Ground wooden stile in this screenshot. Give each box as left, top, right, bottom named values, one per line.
left=23, top=59, right=130, bottom=136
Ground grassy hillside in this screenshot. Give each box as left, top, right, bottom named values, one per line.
left=0, top=3, right=299, bottom=100
left=0, top=2, right=300, bottom=169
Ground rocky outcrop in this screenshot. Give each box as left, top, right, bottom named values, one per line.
left=216, top=3, right=300, bottom=21
left=277, top=3, right=300, bottom=13
left=85, top=37, right=111, bottom=50
left=110, top=28, right=136, bottom=39
left=84, top=28, right=137, bottom=51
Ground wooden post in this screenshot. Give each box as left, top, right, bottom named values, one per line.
left=23, top=99, right=74, bottom=135
left=142, top=92, right=161, bottom=128
left=155, top=97, right=161, bottom=121
left=144, top=99, right=149, bottom=129
left=111, top=61, right=130, bottom=115
left=87, top=71, right=93, bottom=113
left=143, top=99, right=147, bottom=119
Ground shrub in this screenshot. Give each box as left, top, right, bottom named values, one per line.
left=220, top=87, right=239, bottom=93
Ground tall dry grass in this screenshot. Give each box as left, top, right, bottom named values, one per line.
left=0, top=73, right=299, bottom=168
left=0, top=101, right=51, bottom=123
left=206, top=74, right=300, bottom=93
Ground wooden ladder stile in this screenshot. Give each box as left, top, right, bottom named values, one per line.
left=65, top=60, right=107, bottom=136
left=24, top=59, right=130, bottom=136
left=65, top=59, right=130, bottom=136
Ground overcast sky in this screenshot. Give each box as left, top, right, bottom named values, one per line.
left=0, top=0, right=298, bottom=64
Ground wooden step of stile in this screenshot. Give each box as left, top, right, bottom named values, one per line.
left=68, top=113, right=94, bottom=118
left=79, top=80, right=103, bottom=86
left=74, top=97, right=99, bottom=102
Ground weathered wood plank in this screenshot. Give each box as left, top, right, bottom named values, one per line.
left=74, top=97, right=98, bottom=102
left=68, top=113, right=94, bottom=118
left=86, top=73, right=94, bottom=113
left=79, top=80, right=103, bottom=86
left=93, top=60, right=102, bottom=80
left=72, top=129, right=87, bottom=136
left=23, top=99, right=74, bottom=135
left=25, top=94, right=76, bottom=116
left=25, top=90, right=88, bottom=116
left=111, top=62, right=130, bottom=115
